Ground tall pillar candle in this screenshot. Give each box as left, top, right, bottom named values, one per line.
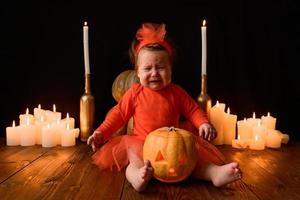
left=51, top=119, right=65, bottom=145
left=83, top=21, right=90, bottom=75
left=201, top=20, right=207, bottom=76
left=6, top=121, right=20, bottom=146
left=209, top=101, right=225, bottom=145
left=35, top=116, right=47, bottom=145
left=223, top=107, right=237, bottom=145
left=41, top=124, right=56, bottom=147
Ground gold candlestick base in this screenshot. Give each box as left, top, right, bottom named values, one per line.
left=197, top=75, right=212, bottom=119
left=80, top=74, right=95, bottom=142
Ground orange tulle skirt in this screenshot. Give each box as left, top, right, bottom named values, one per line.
left=91, top=133, right=225, bottom=172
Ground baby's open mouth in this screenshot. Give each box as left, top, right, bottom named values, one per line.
left=149, top=80, right=161, bottom=83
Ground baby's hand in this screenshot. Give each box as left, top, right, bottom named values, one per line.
left=87, top=130, right=104, bottom=152
left=199, top=123, right=217, bottom=142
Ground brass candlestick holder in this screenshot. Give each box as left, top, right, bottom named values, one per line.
left=197, top=74, right=212, bottom=119
left=80, top=73, right=95, bottom=142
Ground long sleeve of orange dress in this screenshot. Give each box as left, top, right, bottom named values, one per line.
left=92, top=83, right=225, bottom=171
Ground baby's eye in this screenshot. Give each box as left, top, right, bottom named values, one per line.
left=157, top=66, right=165, bottom=70
left=143, top=67, right=151, bottom=71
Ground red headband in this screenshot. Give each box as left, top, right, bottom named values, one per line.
left=135, top=23, right=173, bottom=56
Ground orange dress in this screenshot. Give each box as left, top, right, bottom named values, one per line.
left=92, top=83, right=225, bottom=171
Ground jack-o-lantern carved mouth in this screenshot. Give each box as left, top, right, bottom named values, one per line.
left=168, top=168, right=177, bottom=176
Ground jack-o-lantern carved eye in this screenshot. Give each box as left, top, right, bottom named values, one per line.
left=155, top=150, right=165, bottom=162
left=178, top=152, right=187, bottom=164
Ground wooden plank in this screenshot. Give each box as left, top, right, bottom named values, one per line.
left=48, top=144, right=126, bottom=200
left=0, top=143, right=81, bottom=199
left=121, top=169, right=258, bottom=200
left=0, top=145, right=50, bottom=183
left=219, top=143, right=300, bottom=200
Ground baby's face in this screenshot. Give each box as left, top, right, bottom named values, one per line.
left=136, top=49, right=172, bottom=90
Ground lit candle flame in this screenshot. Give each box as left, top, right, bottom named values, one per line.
left=202, top=20, right=206, bottom=26
left=12, top=120, right=15, bottom=127
left=84, top=21, right=87, bottom=26
left=53, top=104, right=56, bottom=112
left=267, top=112, right=270, bottom=117
left=26, top=108, right=29, bottom=115
left=216, top=100, right=219, bottom=107
left=38, top=104, right=41, bottom=109
left=67, top=113, right=69, bottom=119
left=227, top=107, right=230, bottom=114
left=252, top=112, right=256, bottom=119
left=243, top=118, right=247, bottom=122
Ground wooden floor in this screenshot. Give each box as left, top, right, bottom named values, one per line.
left=0, top=138, right=300, bottom=200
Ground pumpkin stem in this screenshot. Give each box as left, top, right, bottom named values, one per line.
left=168, top=126, right=176, bottom=132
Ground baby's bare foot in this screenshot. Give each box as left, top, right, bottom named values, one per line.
left=131, top=160, right=154, bottom=192
left=211, top=162, right=242, bottom=187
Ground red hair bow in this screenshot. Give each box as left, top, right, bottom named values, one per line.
left=135, top=23, right=172, bottom=56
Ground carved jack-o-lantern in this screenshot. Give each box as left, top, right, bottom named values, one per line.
left=143, top=127, right=198, bottom=183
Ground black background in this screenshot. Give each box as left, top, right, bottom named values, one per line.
left=1, top=1, right=299, bottom=140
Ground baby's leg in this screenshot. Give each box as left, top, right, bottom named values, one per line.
left=192, top=162, right=242, bottom=187
left=125, top=159, right=154, bottom=192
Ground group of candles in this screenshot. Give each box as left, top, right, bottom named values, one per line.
left=6, top=104, right=79, bottom=147
left=209, top=101, right=289, bottom=150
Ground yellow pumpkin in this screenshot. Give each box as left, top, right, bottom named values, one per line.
left=111, top=70, right=139, bottom=102
left=143, top=127, right=198, bottom=183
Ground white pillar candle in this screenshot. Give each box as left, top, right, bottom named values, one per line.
left=237, top=118, right=253, bottom=139
left=61, top=124, right=76, bottom=147
left=223, top=107, right=237, bottom=145
left=34, top=104, right=46, bottom=122
left=249, top=135, right=265, bottom=150
left=232, top=135, right=249, bottom=149
left=41, top=124, right=56, bottom=147
left=247, top=112, right=260, bottom=128
left=261, top=112, right=276, bottom=130
left=209, top=101, right=225, bottom=145
left=45, top=104, right=61, bottom=123
left=201, top=20, right=207, bottom=76
left=51, top=119, right=65, bottom=145
left=6, top=120, right=20, bottom=146
left=83, top=21, right=90, bottom=75
left=266, top=129, right=282, bottom=148
left=20, top=118, right=36, bottom=146
left=61, top=113, right=75, bottom=129
left=35, top=116, right=47, bottom=145
left=252, top=121, right=267, bottom=141
left=19, top=108, right=35, bottom=125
